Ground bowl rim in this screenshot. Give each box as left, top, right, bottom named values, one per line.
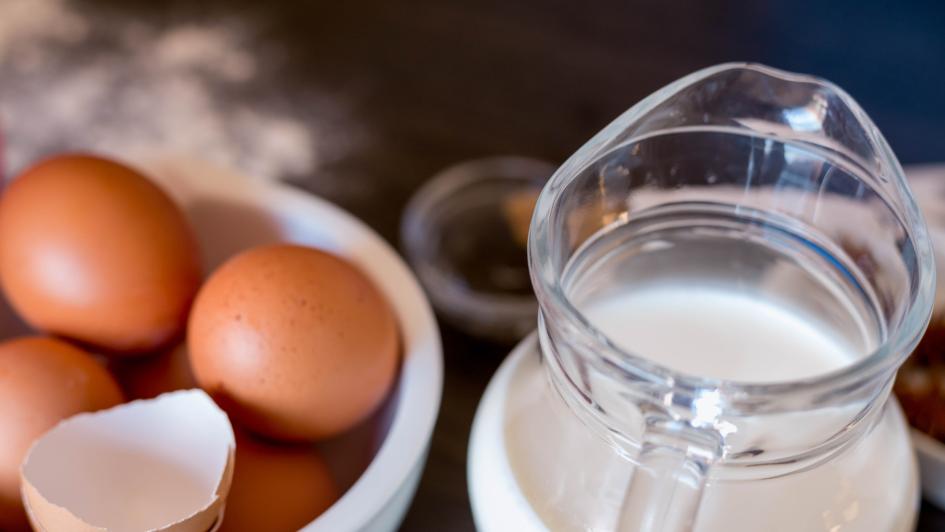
left=138, top=157, right=444, bottom=531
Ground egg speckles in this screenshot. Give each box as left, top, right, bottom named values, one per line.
left=188, top=244, right=399, bottom=441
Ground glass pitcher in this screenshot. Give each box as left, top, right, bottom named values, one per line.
left=468, top=63, right=935, bottom=532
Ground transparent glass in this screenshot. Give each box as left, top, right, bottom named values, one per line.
left=528, top=64, right=936, bottom=531
left=402, top=156, right=554, bottom=341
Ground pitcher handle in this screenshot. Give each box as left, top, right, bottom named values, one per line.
left=617, top=419, right=721, bottom=532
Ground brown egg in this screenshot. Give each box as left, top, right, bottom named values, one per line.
left=0, top=336, right=123, bottom=531
left=220, top=431, right=339, bottom=532
left=189, top=244, right=399, bottom=441
left=0, top=154, right=202, bottom=354
left=109, top=342, right=197, bottom=400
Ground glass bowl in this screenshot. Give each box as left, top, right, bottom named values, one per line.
left=401, top=156, right=555, bottom=342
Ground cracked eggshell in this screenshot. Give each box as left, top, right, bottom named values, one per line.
left=20, top=390, right=235, bottom=532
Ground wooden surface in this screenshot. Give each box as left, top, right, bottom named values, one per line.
left=46, top=0, right=945, bottom=529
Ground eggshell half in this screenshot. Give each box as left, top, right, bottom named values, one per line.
left=20, top=390, right=235, bottom=532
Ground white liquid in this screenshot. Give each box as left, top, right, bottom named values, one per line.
left=468, top=286, right=918, bottom=532
left=583, top=286, right=856, bottom=382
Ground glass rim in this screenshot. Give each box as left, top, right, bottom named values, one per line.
left=528, top=62, right=937, bottom=401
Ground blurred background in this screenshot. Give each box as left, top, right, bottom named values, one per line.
left=1, top=0, right=943, bottom=529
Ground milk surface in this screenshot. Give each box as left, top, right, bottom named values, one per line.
left=581, top=285, right=858, bottom=382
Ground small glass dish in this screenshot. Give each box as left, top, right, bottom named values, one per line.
left=401, top=156, right=555, bottom=342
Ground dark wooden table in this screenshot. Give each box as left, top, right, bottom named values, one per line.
left=15, top=0, right=945, bottom=529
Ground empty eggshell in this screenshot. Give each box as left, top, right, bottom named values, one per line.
left=20, top=390, right=235, bottom=532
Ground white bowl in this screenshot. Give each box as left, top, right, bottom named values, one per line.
left=0, top=156, right=444, bottom=531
